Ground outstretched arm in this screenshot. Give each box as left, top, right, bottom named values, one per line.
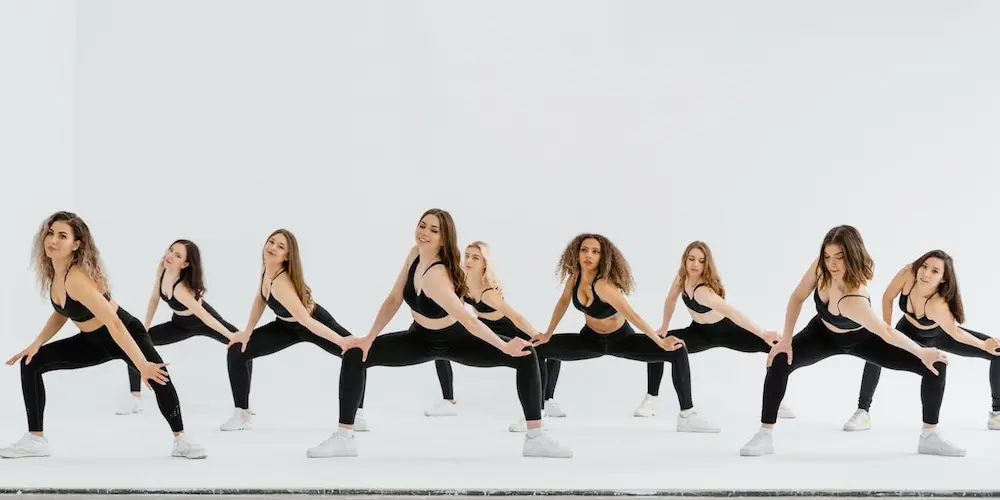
left=143, top=263, right=162, bottom=330
left=423, top=267, right=528, bottom=355
left=882, top=265, right=909, bottom=325
left=928, top=301, right=990, bottom=352
left=543, top=279, right=573, bottom=336
left=696, top=288, right=775, bottom=342
left=173, top=285, right=235, bottom=339
left=481, top=290, right=541, bottom=339
left=67, top=270, right=154, bottom=372
left=269, top=276, right=350, bottom=348
left=363, top=246, right=416, bottom=338
left=657, top=276, right=683, bottom=333
left=595, top=280, right=676, bottom=350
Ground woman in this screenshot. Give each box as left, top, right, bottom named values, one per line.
left=312, top=208, right=572, bottom=458
left=532, top=233, right=720, bottom=433
left=116, top=239, right=250, bottom=416
left=1, top=211, right=205, bottom=459
left=842, top=249, right=1000, bottom=432
left=639, top=240, right=795, bottom=419
left=739, top=225, right=961, bottom=457
left=423, top=241, right=549, bottom=432
left=224, top=229, right=368, bottom=432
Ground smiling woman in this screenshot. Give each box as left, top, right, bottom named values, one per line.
left=115, top=238, right=250, bottom=416
left=0, top=211, right=207, bottom=460
left=317, top=208, right=572, bottom=459
left=842, top=249, right=1000, bottom=433
left=739, top=225, right=959, bottom=457
left=222, top=228, right=368, bottom=433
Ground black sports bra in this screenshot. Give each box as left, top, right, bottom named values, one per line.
left=899, top=286, right=937, bottom=327
left=159, top=269, right=188, bottom=312
left=814, top=288, right=869, bottom=330
left=50, top=265, right=111, bottom=323
left=572, top=273, right=618, bottom=319
left=465, top=288, right=498, bottom=314
left=261, top=269, right=293, bottom=319
left=402, top=257, right=449, bottom=319
left=682, top=283, right=713, bottom=314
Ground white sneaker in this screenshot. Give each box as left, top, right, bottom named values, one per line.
left=633, top=394, right=658, bottom=417
left=219, top=408, right=252, bottom=431
left=842, top=409, right=871, bottom=432
left=508, top=417, right=528, bottom=433
left=353, top=409, right=370, bottom=432
left=115, top=394, right=143, bottom=415
left=307, top=429, right=358, bottom=458
left=523, top=429, right=572, bottom=458
left=987, top=411, right=1000, bottom=430
left=0, top=433, right=50, bottom=459
left=544, top=399, right=567, bottom=418
left=424, top=399, right=458, bottom=417
left=676, top=408, right=721, bottom=433
left=739, top=429, right=774, bottom=456
left=917, top=429, right=966, bottom=457
left=171, top=434, right=207, bottom=459
left=777, top=401, right=796, bottom=419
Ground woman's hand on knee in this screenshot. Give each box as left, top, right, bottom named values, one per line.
left=6, top=342, right=41, bottom=366
left=767, top=340, right=792, bottom=367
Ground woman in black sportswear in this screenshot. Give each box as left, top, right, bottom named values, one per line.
left=1, top=211, right=205, bottom=459
left=224, top=229, right=367, bottom=432
left=641, top=240, right=796, bottom=420
left=739, top=225, right=959, bottom=457
left=532, top=233, right=721, bottom=433
left=313, top=208, right=572, bottom=458
left=842, top=249, right=1000, bottom=432
left=116, top=239, right=248, bottom=416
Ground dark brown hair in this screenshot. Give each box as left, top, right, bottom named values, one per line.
left=421, top=208, right=468, bottom=299
left=557, top=233, right=635, bottom=294
left=911, top=249, right=964, bottom=324
left=170, top=239, right=206, bottom=300
left=816, top=225, right=874, bottom=292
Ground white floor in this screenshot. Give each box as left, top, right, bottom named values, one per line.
left=1, top=343, right=999, bottom=493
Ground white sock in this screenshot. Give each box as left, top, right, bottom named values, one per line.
left=759, top=427, right=773, bottom=434
left=338, top=427, right=355, bottom=438
left=921, top=427, right=936, bottom=437
left=679, top=408, right=696, bottom=417
left=526, top=427, right=543, bottom=438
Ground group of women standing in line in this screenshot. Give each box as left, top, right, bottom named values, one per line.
left=1, top=210, right=997, bottom=460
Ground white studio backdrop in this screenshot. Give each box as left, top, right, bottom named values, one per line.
left=2, top=0, right=999, bottom=434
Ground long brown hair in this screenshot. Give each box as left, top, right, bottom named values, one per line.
left=170, top=239, right=206, bottom=300
left=911, top=249, right=965, bottom=324
left=421, top=208, right=468, bottom=299
left=263, top=229, right=314, bottom=310
left=676, top=240, right=725, bottom=298
left=32, top=211, right=111, bottom=297
left=816, top=225, right=874, bottom=292
left=557, top=233, right=635, bottom=294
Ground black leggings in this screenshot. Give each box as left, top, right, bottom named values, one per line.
left=857, top=318, right=999, bottom=412
left=127, top=301, right=246, bottom=392
left=432, top=317, right=556, bottom=402
left=535, top=322, right=694, bottom=410
left=340, top=320, right=544, bottom=425
left=646, top=318, right=772, bottom=398
left=761, top=315, right=946, bottom=425
left=21, top=307, right=183, bottom=433
left=226, top=303, right=364, bottom=410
